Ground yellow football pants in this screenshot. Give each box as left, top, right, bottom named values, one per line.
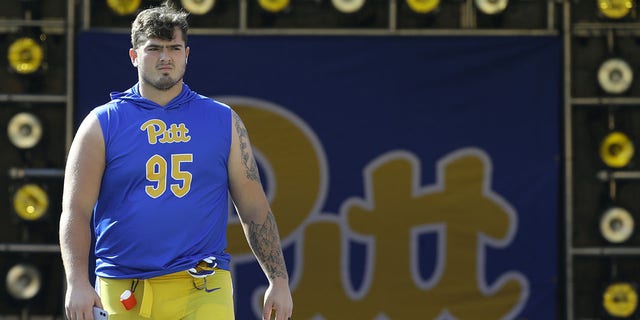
left=97, top=270, right=235, bottom=320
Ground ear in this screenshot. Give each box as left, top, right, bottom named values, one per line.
left=185, top=46, right=190, bottom=64
left=129, top=48, right=138, bottom=67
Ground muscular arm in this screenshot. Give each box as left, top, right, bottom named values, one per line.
left=228, top=110, right=288, bottom=281
left=59, top=113, right=105, bottom=319
left=228, top=110, right=292, bottom=319
left=246, top=210, right=289, bottom=280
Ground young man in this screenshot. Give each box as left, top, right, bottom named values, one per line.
left=59, top=3, right=293, bottom=320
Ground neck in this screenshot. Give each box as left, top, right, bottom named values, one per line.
left=138, top=80, right=183, bottom=106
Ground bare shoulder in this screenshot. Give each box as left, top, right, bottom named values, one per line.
left=67, top=111, right=105, bottom=163
left=78, top=111, right=102, bottom=135
left=74, top=112, right=104, bottom=144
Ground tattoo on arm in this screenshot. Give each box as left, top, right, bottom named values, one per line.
left=233, top=111, right=260, bottom=181
left=248, top=211, right=289, bottom=280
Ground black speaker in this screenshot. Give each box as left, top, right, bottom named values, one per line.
left=573, top=256, right=640, bottom=319
left=0, top=102, right=65, bottom=244
left=0, top=251, right=65, bottom=317
left=572, top=35, right=640, bottom=98
left=397, top=0, right=462, bottom=29
left=246, top=0, right=389, bottom=29
left=173, top=0, right=240, bottom=29
left=475, top=0, right=552, bottom=30
left=572, top=106, right=640, bottom=248
left=571, top=0, right=638, bottom=23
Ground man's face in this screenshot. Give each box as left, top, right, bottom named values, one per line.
left=130, top=28, right=189, bottom=91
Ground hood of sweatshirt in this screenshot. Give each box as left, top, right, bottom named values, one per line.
left=109, top=82, right=199, bottom=110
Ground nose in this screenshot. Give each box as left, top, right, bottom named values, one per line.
left=159, top=47, right=170, bottom=61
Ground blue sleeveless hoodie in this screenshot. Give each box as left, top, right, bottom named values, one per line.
left=92, top=83, right=231, bottom=279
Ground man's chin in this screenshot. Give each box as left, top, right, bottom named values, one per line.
left=153, top=79, right=180, bottom=91
left=142, top=74, right=183, bottom=91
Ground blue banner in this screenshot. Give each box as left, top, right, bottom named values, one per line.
left=76, top=33, right=561, bottom=319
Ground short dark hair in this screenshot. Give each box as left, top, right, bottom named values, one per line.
left=131, top=1, right=189, bottom=49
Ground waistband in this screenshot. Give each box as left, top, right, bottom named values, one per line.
left=100, top=269, right=227, bottom=318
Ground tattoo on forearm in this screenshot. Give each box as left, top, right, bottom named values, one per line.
left=248, top=211, right=288, bottom=280
left=233, top=111, right=260, bottom=181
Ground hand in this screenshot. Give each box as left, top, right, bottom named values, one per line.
left=262, top=279, right=293, bottom=320
left=65, top=280, right=103, bottom=320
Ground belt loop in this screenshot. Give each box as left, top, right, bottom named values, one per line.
left=138, top=279, right=153, bottom=318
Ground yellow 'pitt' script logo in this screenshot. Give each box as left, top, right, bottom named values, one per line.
left=140, top=119, right=191, bottom=144
left=222, top=96, right=529, bottom=319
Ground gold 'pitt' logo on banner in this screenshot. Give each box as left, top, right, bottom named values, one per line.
left=221, top=96, right=529, bottom=319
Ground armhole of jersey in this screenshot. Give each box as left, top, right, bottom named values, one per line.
left=91, top=108, right=109, bottom=156
left=226, top=107, right=234, bottom=163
